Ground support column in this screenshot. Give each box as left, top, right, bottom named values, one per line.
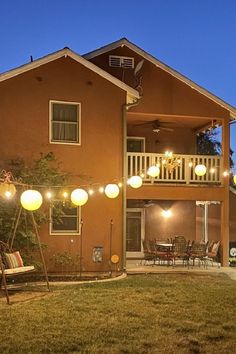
left=221, top=116, right=230, bottom=267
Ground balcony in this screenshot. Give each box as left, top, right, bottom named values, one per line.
left=127, top=152, right=222, bottom=185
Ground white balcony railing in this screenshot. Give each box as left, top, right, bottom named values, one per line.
left=127, top=153, right=222, bottom=185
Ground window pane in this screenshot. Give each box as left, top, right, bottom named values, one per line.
left=52, top=122, right=77, bottom=142
left=52, top=216, right=78, bottom=231
left=51, top=204, right=79, bottom=233
left=53, top=103, right=77, bottom=122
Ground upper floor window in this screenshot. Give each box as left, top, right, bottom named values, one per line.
left=109, top=55, right=134, bottom=69
left=50, top=100, right=81, bottom=144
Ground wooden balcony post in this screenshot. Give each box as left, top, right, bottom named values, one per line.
left=221, top=117, right=230, bottom=267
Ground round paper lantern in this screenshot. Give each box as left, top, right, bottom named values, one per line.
left=147, top=165, right=160, bottom=177
left=71, top=188, right=88, bottom=206
left=0, top=183, right=16, bottom=198
left=128, top=176, right=143, bottom=189
left=20, top=189, right=43, bottom=211
left=104, top=184, right=119, bottom=199
left=234, top=175, right=236, bottom=184
left=195, top=164, right=207, bottom=177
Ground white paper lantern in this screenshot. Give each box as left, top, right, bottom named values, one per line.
left=234, top=175, right=236, bottom=185
left=71, top=188, right=88, bottom=206
left=20, top=190, right=43, bottom=211
left=104, top=184, right=119, bottom=199
left=128, top=176, right=143, bottom=189
left=147, top=165, right=160, bottom=177
left=195, top=164, right=207, bottom=177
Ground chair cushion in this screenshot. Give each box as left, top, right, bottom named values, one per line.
left=4, top=251, right=24, bottom=269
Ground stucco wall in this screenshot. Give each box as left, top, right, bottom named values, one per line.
left=0, top=57, right=126, bottom=272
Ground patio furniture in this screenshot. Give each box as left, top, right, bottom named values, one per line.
left=205, top=241, right=221, bottom=267
left=190, top=242, right=207, bottom=267
left=172, top=236, right=189, bottom=266
left=155, top=242, right=174, bottom=266
left=142, top=240, right=157, bottom=265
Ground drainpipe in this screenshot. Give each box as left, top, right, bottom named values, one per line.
left=122, top=99, right=140, bottom=271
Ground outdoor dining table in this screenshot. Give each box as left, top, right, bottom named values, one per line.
left=155, top=243, right=173, bottom=265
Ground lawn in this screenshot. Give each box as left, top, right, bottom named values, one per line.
left=0, top=273, right=236, bottom=353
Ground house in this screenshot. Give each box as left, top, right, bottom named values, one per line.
left=0, top=38, right=235, bottom=272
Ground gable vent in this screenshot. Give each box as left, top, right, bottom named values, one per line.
left=109, top=55, right=134, bottom=69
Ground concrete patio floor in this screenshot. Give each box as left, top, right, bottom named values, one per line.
left=126, top=259, right=236, bottom=281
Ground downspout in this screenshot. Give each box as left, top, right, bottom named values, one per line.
left=122, top=98, right=140, bottom=271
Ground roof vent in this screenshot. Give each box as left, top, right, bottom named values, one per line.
left=109, top=55, right=134, bottom=69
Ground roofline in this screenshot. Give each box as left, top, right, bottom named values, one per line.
left=0, top=47, right=139, bottom=101
left=84, top=38, right=236, bottom=119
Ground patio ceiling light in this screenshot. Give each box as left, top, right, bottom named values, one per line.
left=71, top=188, right=88, bottom=206
left=195, top=164, right=207, bottom=177
left=20, top=189, right=43, bottom=211
left=128, top=175, right=143, bottom=189
left=147, top=165, right=160, bottom=178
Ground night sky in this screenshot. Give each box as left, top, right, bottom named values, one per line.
left=1, top=0, right=235, bottom=169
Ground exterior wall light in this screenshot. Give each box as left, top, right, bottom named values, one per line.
left=127, top=175, right=143, bottom=189
left=195, top=164, right=207, bottom=176
left=104, top=184, right=119, bottom=199
left=147, top=165, right=160, bottom=177
left=161, top=209, right=172, bottom=218
left=71, top=188, right=88, bottom=206
left=20, top=189, right=43, bottom=211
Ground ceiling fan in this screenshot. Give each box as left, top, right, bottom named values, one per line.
left=135, top=119, right=174, bottom=133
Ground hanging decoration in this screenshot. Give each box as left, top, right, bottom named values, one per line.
left=195, top=164, right=207, bottom=177
left=127, top=175, right=143, bottom=189
left=20, top=189, right=43, bottom=211
left=71, top=188, right=88, bottom=206
left=147, top=165, right=160, bottom=178
left=104, top=184, right=119, bottom=199
left=0, top=171, right=16, bottom=198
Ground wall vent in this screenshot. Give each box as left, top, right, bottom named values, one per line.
left=109, top=55, right=134, bottom=69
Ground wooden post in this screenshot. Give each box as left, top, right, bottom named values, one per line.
left=110, top=219, right=113, bottom=275
left=0, top=261, right=10, bottom=304
left=30, top=212, right=50, bottom=290
left=221, top=117, right=230, bottom=267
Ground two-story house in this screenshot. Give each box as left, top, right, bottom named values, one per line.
left=0, top=38, right=235, bottom=272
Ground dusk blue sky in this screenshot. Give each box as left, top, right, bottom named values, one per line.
left=1, top=0, right=236, bottom=168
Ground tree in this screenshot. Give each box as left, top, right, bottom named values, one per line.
left=197, top=130, right=234, bottom=168
left=0, top=152, right=68, bottom=256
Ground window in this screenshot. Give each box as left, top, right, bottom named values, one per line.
left=50, top=101, right=81, bottom=144
left=50, top=203, right=80, bottom=234
left=127, top=137, right=145, bottom=152
left=109, top=55, right=134, bottom=69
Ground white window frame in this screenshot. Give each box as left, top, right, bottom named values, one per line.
left=49, top=203, right=81, bottom=235
left=127, top=136, right=145, bottom=152
left=49, top=100, right=81, bottom=145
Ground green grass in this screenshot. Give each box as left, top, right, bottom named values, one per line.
left=1, top=273, right=236, bottom=353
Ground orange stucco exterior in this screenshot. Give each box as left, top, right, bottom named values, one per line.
left=0, top=39, right=235, bottom=271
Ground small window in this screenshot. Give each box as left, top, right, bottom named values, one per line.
left=50, top=101, right=80, bottom=144
left=127, top=137, right=145, bottom=152
left=50, top=203, right=80, bottom=234
left=109, top=55, right=134, bottom=69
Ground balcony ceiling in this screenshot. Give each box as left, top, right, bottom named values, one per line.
left=127, top=112, right=222, bottom=131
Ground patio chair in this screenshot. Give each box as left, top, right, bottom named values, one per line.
left=172, top=237, right=189, bottom=266
left=205, top=241, right=221, bottom=267
left=190, top=242, right=207, bottom=268
left=142, top=240, right=156, bottom=265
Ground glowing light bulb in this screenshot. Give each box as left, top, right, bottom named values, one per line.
left=88, top=189, right=94, bottom=195
left=45, top=191, right=52, bottom=199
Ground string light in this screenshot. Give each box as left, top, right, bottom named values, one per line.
left=45, top=191, right=53, bottom=199
left=99, top=187, right=104, bottom=193
left=88, top=189, right=94, bottom=195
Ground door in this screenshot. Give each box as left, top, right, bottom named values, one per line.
left=126, top=208, right=145, bottom=258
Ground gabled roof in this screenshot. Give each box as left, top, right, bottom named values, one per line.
left=84, top=38, right=236, bottom=119
left=0, top=47, right=139, bottom=103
